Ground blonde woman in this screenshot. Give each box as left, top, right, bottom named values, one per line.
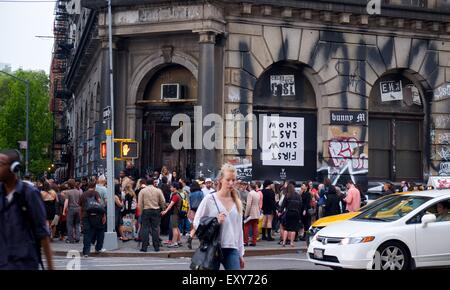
left=159, top=166, right=172, bottom=184
left=122, top=183, right=137, bottom=239
left=193, top=164, right=245, bottom=270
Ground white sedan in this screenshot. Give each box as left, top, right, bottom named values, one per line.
left=308, top=190, right=450, bottom=270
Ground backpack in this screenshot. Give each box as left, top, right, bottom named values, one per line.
left=318, top=187, right=329, bottom=206
left=179, top=192, right=189, bottom=218
left=85, top=195, right=105, bottom=215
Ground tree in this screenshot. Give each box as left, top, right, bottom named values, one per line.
left=0, top=70, right=53, bottom=176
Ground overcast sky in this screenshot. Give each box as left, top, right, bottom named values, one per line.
left=0, top=0, right=55, bottom=74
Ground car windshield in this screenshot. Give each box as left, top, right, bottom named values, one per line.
left=353, top=195, right=431, bottom=222
left=359, top=194, right=398, bottom=211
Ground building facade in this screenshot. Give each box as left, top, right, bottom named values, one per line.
left=56, top=0, right=450, bottom=189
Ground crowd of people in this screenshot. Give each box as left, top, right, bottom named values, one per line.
left=31, top=161, right=375, bottom=256
left=0, top=148, right=439, bottom=270
left=21, top=161, right=374, bottom=255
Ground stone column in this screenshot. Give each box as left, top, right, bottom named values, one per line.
left=196, top=31, right=217, bottom=178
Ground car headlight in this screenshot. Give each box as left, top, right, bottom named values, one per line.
left=339, top=236, right=375, bottom=245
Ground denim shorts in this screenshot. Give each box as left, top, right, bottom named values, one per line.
left=215, top=248, right=240, bottom=270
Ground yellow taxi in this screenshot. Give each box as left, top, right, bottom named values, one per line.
left=308, top=192, right=409, bottom=242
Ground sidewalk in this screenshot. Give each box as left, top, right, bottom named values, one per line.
left=51, top=232, right=307, bottom=258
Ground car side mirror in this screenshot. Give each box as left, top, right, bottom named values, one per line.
left=421, top=213, right=436, bottom=227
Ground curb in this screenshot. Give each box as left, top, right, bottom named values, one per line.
left=53, top=247, right=307, bottom=259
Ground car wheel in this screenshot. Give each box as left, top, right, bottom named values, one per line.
left=375, top=242, right=410, bottom=270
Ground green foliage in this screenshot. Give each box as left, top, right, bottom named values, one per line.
left=0, top=70, right=53, bottom=175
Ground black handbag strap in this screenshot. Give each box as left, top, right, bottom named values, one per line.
left=211, top=193, right=221, bottom=213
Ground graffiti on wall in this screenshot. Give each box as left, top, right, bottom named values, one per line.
left=318, top=127, right=368, bottom=185
left=434, top=115, right=450, bottom=129
left=433, top=83, right=450, bottom=101
left=437, top=146, right=450, bottom=161
left=432, top=145, right=450, bottom=176
left=227, top=157, right=252, bottom=181
left=335, top=60, right=365, bottom=95
left=235, top=163, right=252, bottom=181
left=437, top=133, right=450, bottom=144
left=440, top=162, right=450, bottom=176
left=328, top=137, right=368, bottom=170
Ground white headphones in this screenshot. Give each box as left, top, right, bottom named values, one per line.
left=9, top=149, right=22, bottom=173
left=10, top=160, right=21, bottom=173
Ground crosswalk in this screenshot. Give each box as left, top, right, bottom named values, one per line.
left=45, top=254, right=327, bottom=270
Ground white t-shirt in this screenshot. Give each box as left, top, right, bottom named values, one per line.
left=6, top=190, right=14, bottom=203
left=159, top=173, right=172, bottom=184
left=202, top=187, right=215, bottom=196
left=193, top=192, right=244, bottom=257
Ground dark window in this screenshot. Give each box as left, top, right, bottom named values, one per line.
left=395, top=121, right=422, bottom=180
left=369, top=119, right=391, bottom=180
left=369, top=117, right=422, bottom=181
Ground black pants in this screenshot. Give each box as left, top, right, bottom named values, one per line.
left=160, top=213, right=170, bottom=236
left=82, top=215, right=105, bottom=255
left=141, top=209, right=161, bottom=250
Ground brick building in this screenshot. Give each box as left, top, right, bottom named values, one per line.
left=53, top=0, right=450, bottom=189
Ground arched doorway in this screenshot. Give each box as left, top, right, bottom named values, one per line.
left=369, top=70, right=425, bottom=182
left=252, top=61, right=317, bottom=181
left=141, top=64, right=198, bottom=180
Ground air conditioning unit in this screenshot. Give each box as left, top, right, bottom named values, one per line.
left=161, top=83, right=181, bottom=100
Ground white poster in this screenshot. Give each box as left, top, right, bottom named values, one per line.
left=380, top=80, right=403, bottom=102
left=270, top=75, right=295, bottom=97
left=261, top=116, right=304, bottom=166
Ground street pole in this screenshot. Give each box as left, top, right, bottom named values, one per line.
left=103, top=0, right=118, bottom=251
left=0, top=70, right=30, bottom=175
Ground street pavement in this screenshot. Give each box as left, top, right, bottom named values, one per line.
left=49, top=253, right=328, bottom=270
left=50, top=232, right=308, bottom=258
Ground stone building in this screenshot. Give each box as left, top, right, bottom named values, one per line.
left=58, top=0, right=450, bottom=189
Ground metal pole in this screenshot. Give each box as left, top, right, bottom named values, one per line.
left=103, top=0, right=118, bottom=251
left=25, top=81, right=30, bottom=175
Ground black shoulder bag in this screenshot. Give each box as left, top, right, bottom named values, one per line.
left=190, top=194, right=223, bottom=270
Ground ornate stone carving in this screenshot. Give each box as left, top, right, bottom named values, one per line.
left=161, top=45, right=174, bottom=63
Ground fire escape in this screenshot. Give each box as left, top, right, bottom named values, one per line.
left=50, top=0, right=72, bottom=171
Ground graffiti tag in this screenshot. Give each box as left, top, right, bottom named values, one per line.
left=328, top=137, right=368, bottom=170
left=434, top=84, right=450, bottom=101
left=437, top=133, right=450, bottom=144
left=319, top=137, right=368, bottom=185
left=231, top=108, right=241, bottom=116
left=435, top=115, right=450, bottom=129
left=235, top=163, right=252, bottom=181
left=437, top=146, right=450, bottom=161
left=439, top=162, right=450, bottom=176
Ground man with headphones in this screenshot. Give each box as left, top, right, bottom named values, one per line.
left=0, top=149, right=54, bottom=270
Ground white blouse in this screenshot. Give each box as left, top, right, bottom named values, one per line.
left=193, top=192, right=245, bottom=257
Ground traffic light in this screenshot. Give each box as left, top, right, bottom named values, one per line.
left=100, top=142, right=107, bottom=159
left=121, top=141, right=138, bottom=159
left=100, top=139, right=138, bottom=160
